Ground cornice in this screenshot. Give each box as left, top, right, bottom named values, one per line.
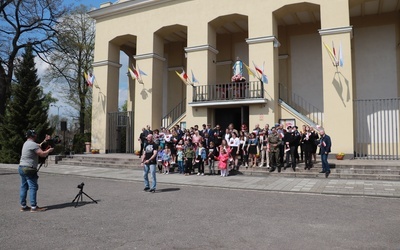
left=246, top=36, right=280, bottom=47
left=92, top=60, right=122, bottom=68
left=246, top=36, right=276, bottom=44
left=189, top=98, right=267, bottom=107
left=185, top=45, right=219, bottom=55
left=168, top=66, right=184, bottom=71
left=134, top=53, right=166, bottom=61
left=319, top=26, right=353, bottom=38
left=88, top=0, right=178, bottom=20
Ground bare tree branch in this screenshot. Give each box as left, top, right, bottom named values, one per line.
left=0, top=0, right=68, bottom=117
left=41, top=4, right=95, bottom=134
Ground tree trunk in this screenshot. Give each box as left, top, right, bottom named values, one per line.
left=0, top=65, right=10, bottom=118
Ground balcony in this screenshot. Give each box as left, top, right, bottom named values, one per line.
left=189, top=81, right=268, bottom=107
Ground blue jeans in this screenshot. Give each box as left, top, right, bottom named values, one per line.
left=18, top=166, right=39, bottom=207
left=143, top=164, right=157, bottom=190
left=177, top=160, right=184, bottom=173
left=321, top=153, right=330, bottom=172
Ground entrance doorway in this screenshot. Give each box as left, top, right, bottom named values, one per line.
left=108, top=111, right=134, bottom=153
left=215, top=106, right=249, bottom=131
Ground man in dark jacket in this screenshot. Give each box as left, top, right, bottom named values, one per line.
left=293, top=126, right=301, bottom=162
left=213, top=124, right=223, bottom=147
left=283, top=126, right=297, bottom=171
left=318, top=129, right=332, bottom=178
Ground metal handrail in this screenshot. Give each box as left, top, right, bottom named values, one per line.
left=279, top=83, right=324, bottom=126
left=161, top=98, right=186, bottom=129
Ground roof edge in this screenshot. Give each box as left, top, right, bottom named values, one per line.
left=88, top=0, right=178, bottom=20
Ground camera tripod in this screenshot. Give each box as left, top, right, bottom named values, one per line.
left=72, top=183, right=97, bottom=208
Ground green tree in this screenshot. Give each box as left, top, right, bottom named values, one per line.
left=121, top=100, right=128, bottom=112
left=0, top=45, right=53, bottom=163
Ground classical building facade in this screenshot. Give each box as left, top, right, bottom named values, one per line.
left=89, top=0, right=400, bottom=159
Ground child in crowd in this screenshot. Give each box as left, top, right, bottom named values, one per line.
left=162, top=147, right=171, bottom=174
left=239, top=131, right=249, bottom=168
left=207, top=141, right=218, bottom=175
left=218, top=147, right=230, bottom=177
left=176, top=143, right=184, bottom=174
left=184, top=145, right=195, bottom=176
left=158, top=130, right=165, bottom=149
left=247, top=133, right=259, bottom=167
left=195, top=142, right=207, bottom=176
left=156, top=146, right=164, bottom=173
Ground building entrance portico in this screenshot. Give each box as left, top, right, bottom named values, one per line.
left=89, top=0, right=400, bottom=159
left=214, top=106, right=249, bottom=132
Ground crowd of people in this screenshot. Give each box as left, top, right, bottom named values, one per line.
left=139, top=122, right=332, bottom=180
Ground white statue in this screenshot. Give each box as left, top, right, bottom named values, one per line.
left=233, top=57, right=243, bottom=76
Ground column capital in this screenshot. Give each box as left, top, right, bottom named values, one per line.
left=134, top=53, right=166, bottom=62
left=185, top=45, right=219, bottom=55
left=246, top=36, right=280, bottom=47
left=319, top=26, right=353, bottom=38
left=92, top=60, right=122, bottom=68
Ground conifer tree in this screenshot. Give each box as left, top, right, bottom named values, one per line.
left=0, top=45, right=53, bottom=163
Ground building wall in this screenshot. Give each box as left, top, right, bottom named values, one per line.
left=354, top=24, right=398, bottom=99
left=291, top=33, right=324, bottom=111
left=165, top=42, right=186, bottom=116
left=89, top=0, right=399, bottom=156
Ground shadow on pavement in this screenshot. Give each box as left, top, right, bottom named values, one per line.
left=46, top=200, right=100, bottom=210
left=228, top=170, right=244, bottom=176
left=158, top=188, right=180, bottom=193
left=0, top=172, right=17, bottom=176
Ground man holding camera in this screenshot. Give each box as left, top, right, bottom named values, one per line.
left=19, top=130, right=54, bottom=212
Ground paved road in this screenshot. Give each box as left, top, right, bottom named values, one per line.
left=1, top=166, right=399, bottom=249
left=2, top=163, right=400, bottom=198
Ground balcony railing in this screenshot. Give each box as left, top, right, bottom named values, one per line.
left=191, top=81, right=265, bottom=103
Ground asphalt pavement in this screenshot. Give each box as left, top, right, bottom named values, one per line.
left=1, top=165, right=400, bottom=249
left=1, top=163, right=399, bottom=198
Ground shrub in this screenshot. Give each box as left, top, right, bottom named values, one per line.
left=73, top=133, right=91, bottom=154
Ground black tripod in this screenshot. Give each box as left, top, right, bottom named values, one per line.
left=72, top=182, right=97, bottom=207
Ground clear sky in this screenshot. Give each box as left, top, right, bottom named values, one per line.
left=68, top=0, right=108, bottom=9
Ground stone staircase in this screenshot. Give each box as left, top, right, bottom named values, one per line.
left=50, top=154, right=400, bottom=181
left=241, top=164, right=400, bottom=181
left=51, top=154, right=141, bottom=169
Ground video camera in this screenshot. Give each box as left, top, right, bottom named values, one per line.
left=38, top=136, right=61, bottom=165
left=77, top=182, right=85, bottom=189
left=40, top=136, right=61, bottom=151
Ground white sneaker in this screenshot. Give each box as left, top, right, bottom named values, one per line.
left=201, top=173, right=204, bottom=176
left=197, top=173, right=200, bottom=176
left=267, top=165, right=271, bottom=169
left=166, top=172, right=169, bottom=174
